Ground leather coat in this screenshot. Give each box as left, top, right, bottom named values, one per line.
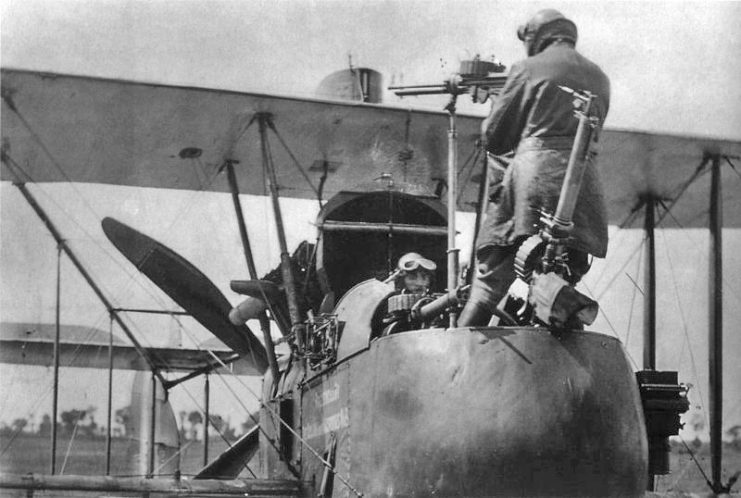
left=478, top=41, right=611, bottom=258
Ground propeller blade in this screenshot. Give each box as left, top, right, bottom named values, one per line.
left=194, top=424, right=259, bottom=479
left=102, top=217, right=268, bottom=373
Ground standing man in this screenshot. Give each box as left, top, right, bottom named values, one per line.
left=459, top=9, right=610, bottom=326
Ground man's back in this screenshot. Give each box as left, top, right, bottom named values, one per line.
left=519, top=42, right=611, bottom=139
left=485, top=41, right=611, bottom=154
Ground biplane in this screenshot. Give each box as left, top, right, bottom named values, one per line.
left=1, top=64, right=739, bottom=497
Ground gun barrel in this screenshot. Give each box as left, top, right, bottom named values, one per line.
left=392, top=87, right=449, bottom=97
left=389, top=74, right=508, bottom=98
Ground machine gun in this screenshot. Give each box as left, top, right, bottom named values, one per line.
left=389, top=56, right=508, bottom=103
left=498, top=87, right=602, bottom=328
left=389, top=55, right=507, bottom=326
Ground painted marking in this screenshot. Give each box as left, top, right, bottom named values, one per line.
left=304, top=407, right=349, bottom=440
left=321, top=383, right=340, bottom=406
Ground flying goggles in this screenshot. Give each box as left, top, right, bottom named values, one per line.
left=397, top=252, right=437, bottom=272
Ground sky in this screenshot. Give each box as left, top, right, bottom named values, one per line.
left=1, top=0, right=740, bottom=457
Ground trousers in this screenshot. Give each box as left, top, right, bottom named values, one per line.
left=458, top=243, right=590, bottom=327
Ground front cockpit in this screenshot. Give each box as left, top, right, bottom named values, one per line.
left=230, top=180, right=458, bottom=370
left=292, top=181, right=453, bottom=368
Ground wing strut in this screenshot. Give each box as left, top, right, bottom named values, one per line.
left=3, top=178, right=168, bottom=480
left=223, top=158, right=281, bottom=389
left=257, top=113, right=304, bottom=346
left=708, top=154, right=725, bottom=494
left=7, top=181, right=166, bottom=386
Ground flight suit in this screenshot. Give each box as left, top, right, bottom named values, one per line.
left=461, top=40, right=611, bottom=325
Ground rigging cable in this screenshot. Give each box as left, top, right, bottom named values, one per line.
left=2, top=152, right=184, bottom=344
left=726, top=156, right=740, bottom=179
left=654, top=155, right=711, bottom=228
left=595, top=238, right=645, bottom=302
left=207, top=350, right=363, bottom=497
left=659, top=198, right=741, bottom=305
left=678, top=436, right=714, bottom=491
left=170, top=312, right=363, bottom=496
left=265, top=119, right=322, bottom=207
left=165, top=312, right=298, bottom=476
left=171, top=377, right=257, bottom=479
left=583, top=281, right=639, bottom=370
left=657, top=210, right=711, bottom=424
left=622, top=240, right=644, bottom=356
left=2, top=95, right=108, bottom=225
left=455, top=145, right=482, bottom=207
left=0, top=322, right=125, bottom=456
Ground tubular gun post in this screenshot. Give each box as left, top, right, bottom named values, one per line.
left=540, top=87, right=601, bottom=275
left=501, top=87, right=603, bottom=327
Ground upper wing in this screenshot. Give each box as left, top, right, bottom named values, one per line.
left=2, top=68, right=739, bottom=227
left=1, top=68, right=468, bottom=201
left=598, top=129, right=741, bottom=228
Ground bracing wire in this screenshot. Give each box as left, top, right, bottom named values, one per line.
left=595, top=238, right=645, bottom=302
left=171, top=377, right=257, bottom=478
left=589, top=224, right=637, bottom=290
left=169, top=311, right=362, bottom=495
left=3, top=107, right=246, bottom=360
left=655, top=156, right=711, bottom=228
left=623, top=244, right=644, bottom=354
left=583, top=280, right=629, bottom=347
left=659, top=198, right=741, bottom=307
left=2, top=153, right=183, bottom=339
left=164, top=314, right=291, bottom=469
left=2, top=98, right=102, bottom=219
left=455, top=145, right=482, bottom=207
left=266, top=120, right=321, bottom=204
left=658, top=229, right=709, bottom=431
left=0, top=321, right=124, bottom=456
left=7, top=146, right=264, bottom=380
left=726, top=156, right=741, bottom=179
left=679, top=435, right=714, bottom=490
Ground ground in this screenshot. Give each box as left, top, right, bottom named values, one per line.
left=1, top=434, right=740, bottom=495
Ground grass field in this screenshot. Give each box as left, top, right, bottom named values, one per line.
left=1, top=434, right=740, bottom=495
left=0, top=434, right=243, bottom=478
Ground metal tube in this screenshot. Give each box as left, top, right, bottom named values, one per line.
left=13, top=183, right=167, bottom=386
left=643, top=197, right=656, bottom=371
left=51, top=246, right=61, bottom=475
left=148, top=372, right=156, bottom=478
left=225, top=160, right=280, bottom=387
left=709, top=154, right=723, bottom=491
left=111, top=308, right=189, bottom=316
left=320, top=220, right=448, bottom=236
left=0, top=473, right=301, bottom=495
left=554, top=102, right=593, bottom=225
left=257, top=114, right=303, bottom=344
left=446, top=104, right=459, bottom=327
left=105, top=316, right=113, bottom=475
left=469, top=147, right=489, bottom=284
left=203, top=374, right=210, bottom=467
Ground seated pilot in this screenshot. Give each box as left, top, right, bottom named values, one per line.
left=393, top=252, right=436, bottom=294
left=380, top=252, right=440, bottom=335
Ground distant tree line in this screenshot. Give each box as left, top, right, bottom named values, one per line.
left=2, top=407, right=258, bottom=443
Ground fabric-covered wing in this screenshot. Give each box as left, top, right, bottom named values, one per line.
left=598, top=129, right=741, bottom=228
left=0, top=339, right=257, bottom=374
left=1, top=68, right=474, bottom=202
left=2, top=68, right=739, bottom=227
